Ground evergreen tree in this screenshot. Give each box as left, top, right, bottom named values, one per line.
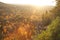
left=39, top=17, right=60, bottom=40
left=33, top=0, right=60, bottom=40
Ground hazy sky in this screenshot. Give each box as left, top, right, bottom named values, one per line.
left=0, top=0, right=56, bottom=6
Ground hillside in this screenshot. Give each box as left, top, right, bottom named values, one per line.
left=0, top=2, right=55, bottom=40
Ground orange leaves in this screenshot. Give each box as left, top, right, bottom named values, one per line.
left=30, top=15, right=39, bottom=21
left=5, top=16, right=9, bottom=19
left=17, top=23, right=33, bottom=39
left=4, top=37, right=9, bottom=40
left=1, top=9, right=35, bottom=40
left=8, top=25, right=12, bottom=29
left=18, top=27, right=27, bottom=35
left=3, top=27, right=7, bottom=33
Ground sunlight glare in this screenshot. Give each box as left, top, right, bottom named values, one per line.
left=0, top=0, right=56, bottom=6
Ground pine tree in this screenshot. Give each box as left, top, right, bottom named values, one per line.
left=52, top=0, right=60, bottom=17
left=33, top=0, right=60, bottom=40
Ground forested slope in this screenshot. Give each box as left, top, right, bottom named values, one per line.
left=0, top=2, right=56, bottom=40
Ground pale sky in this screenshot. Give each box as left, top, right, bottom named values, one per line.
left=0, top=0, right=56, bottom=6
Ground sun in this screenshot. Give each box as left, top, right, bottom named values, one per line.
left=0, top=0, right=56, bottom=6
